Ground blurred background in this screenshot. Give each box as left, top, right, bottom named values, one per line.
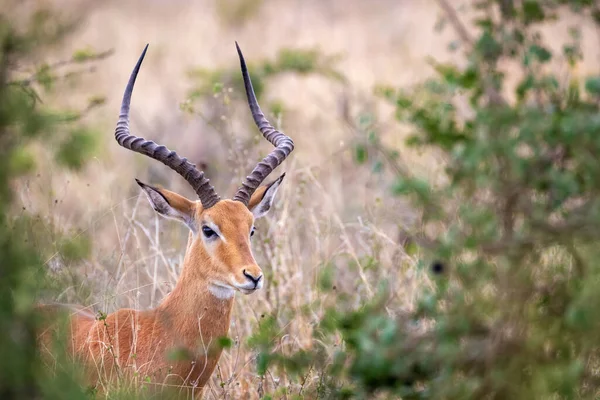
left=5, top=0, right=600, bottom=398
left=25, top=0, right=447, bottom=325
left=17, top=1, right=444, bottom=396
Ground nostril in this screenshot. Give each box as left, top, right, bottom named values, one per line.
left=243, top=269, right=260, bottom=284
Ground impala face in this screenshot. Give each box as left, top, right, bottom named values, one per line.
left=137, top=174, right=284, bottom=299
left=199, top=200, right=263, bottom=295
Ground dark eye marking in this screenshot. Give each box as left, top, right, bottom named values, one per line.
left=202, top=226, right=217, bottom=239
left=250, top=227, right=256, bottom=237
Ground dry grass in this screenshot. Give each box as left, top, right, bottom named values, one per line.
left=15, top=0, right=600, bottom=398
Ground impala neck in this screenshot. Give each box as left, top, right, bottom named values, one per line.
left=157, top=233, right=234, bottom=341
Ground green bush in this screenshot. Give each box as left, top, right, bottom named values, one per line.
left=185, top=47, right=345, bottom=104
left=251, top=1, right=600, bottom=398
left=0, top=6, right=103, bottom=398
left=5, top=1, right=600, bottom=399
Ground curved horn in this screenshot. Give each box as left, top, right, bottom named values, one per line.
left=232, top=42, right=295, bottom=206
left=115, top=44, right=220, bottom=208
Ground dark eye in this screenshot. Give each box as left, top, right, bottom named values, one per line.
left=250, top=227, right=256, bottom=237
left=202, top=226, right=217, bottom=239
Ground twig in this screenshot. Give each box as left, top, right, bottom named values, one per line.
left=435, top=0, right=507, bottom=106
left=435, top=0, right=474, bottom=46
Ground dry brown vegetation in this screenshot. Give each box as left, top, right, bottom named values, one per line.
left=15, top=0, right=600, bottom=398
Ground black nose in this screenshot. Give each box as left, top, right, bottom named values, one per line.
left=243, top=269, right=262, bottom=287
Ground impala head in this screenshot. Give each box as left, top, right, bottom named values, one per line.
left=114, top=43, right=294, bottom=297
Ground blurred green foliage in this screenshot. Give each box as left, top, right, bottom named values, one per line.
left=250, top=1, right=600, bottom=398
left=6, top=1, right=600, bottom=399
left=183, top=46, right=346, bottom=177
left=186, top=46, right=345, bottom=105
left=215, top=0, right=265, bottom=27
left=0, top=6, right=105, bottom=398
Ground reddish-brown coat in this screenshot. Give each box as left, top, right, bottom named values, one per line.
left=38, top=187, right=270, bottom=398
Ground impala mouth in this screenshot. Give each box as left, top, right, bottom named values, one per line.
left=238, top=287, right=257, bottom=295
left=234, top=285, right=262, bottom=295
left=210, top=280, right=262, bottom=297
left=234, top=280, right=263, bottom=295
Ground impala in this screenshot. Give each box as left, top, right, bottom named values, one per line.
left=38, top=43, right=294, bottom=396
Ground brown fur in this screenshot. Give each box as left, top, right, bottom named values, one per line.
left=247, top=185, right=267, bottom=211
left=38, top=187, right=272, bottom=397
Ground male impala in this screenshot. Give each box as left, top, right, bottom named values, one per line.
left=39, top=43, right=293, bottom=396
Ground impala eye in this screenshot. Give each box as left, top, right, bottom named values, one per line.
left=202, top=226, right=217, bottom=239
left=250, top=227, right=256, bottom=237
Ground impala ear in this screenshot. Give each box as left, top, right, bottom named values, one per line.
left=248, top=173, right=285, bottom=219
left=136, top=179, right=197, bottom=233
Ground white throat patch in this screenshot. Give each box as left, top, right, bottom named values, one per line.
left=209, top=284, right=235, bottom=300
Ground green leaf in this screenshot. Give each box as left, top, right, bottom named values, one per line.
left=584, top=76, right=600, bottom=96
left=58, top=235, right=91, bottom=262
left=256, top=352, right=270, bottom=376
left=516, top=74, right=535, bottom=100
left=528, top=44, right=552, bottom=63
left=392, top=177, right=430, bottom=199
left=167, top=346, right=194, bottom=361
left=354, top=144, right=367, bottom=164
left=8, top=147, right=35, bottom=175
left=212, top=81, right=223, bottom=94
left=72, top=47, right=99, bottom=62
left=522, top=0, right=545, bottom=24
left=475, top=31, right=502, bottom=62
left=395, top=95, right=412, bottom=109
left=317, top=264, right=334, bottom=291
left=35, top=63, right=55, bottom=91
left=372, top=160, right=383, bottom=174
left=55, top=128, right=97, bottom=169
left=217, top=336, right=233, bottom=349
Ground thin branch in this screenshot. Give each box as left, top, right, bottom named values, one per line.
left=435, top=0, right=507, bottom=106
left=13, top=48, right=113, bottom=87
left=435, top=0, right=474, bottom=46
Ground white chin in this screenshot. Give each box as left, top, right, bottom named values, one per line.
left=238, top=288, right=256, bottom=295
left=209, top=284, right=235, bottom=299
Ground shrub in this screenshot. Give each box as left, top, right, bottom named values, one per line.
left=252, top=1, right=600, bottom=398
left=0, top=6, right=104, bottom=398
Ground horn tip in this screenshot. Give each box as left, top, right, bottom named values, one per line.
left=235, top=41, right=245, bottom=62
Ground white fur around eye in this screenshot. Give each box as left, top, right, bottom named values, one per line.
left=201, top=219, right=226, bottom=243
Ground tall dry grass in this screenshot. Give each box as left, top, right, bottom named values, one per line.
left=15, top=0, right=600, bottom=398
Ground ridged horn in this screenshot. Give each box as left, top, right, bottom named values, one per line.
left=115, top=44, right=220, bottom=208
left=232, top=42, right=295, bottom=206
